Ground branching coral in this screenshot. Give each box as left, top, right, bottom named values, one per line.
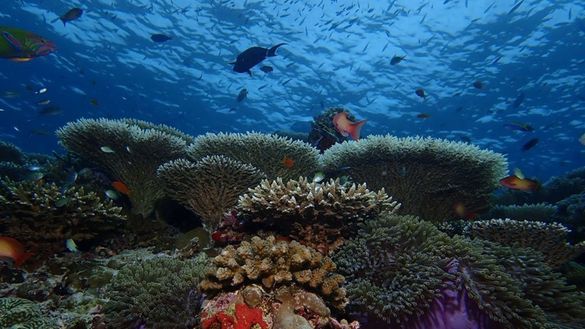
left=0, top=178, right=125, bottom=243
left=237, top=177, right=399, bottom=252
left=0, top=297, right=56, bottom=328
left=187, top=132, right=320, bottom=181
left=103, top=253, right=209, bottom=329
left=57, top=118, right=188, bottom=217
left=200, top=235, right=348, bottom=310
left=332, top=213, right=585, bottom=329
left=481, top=203, right=558, bottom=222
left=465, top=218, right=585, bottom=267
left=322, top=135, right=508, bottom=221
left=157, top=156, right=265, bottom=231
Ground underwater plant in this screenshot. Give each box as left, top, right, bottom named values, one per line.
left=0, top=178, right=125, bottom=245
left=187, top=132, right=320, bottom=181
left=57, top=118, right=189, bottom=217
left=322, top=135, right=508, bottom=221
left=103, top=253, right=209, bottom=329
left=0, top=296, right=56, bottom=328
left=157, top=156, right=265, bottom=231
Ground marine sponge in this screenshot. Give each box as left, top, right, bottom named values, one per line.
left=187, top=132, right=320, bottom=181
left=465, top=218, right=585, bottom=267
left=103, top=253, right=209, bottom=329
left=200, top=235, right=348, bottom=310
left=157, top=156, right=265, bottom=230
left=0, top=178, right=125, bottom=243
left=0, top=296, right=56, bottom=328
left=481, top=203, right=558, bottom=222
left=322, top=135, right=508, bottom=221
left=333, top=213, right=559, bottom=329
left=56, top=118, right=188, bottom=217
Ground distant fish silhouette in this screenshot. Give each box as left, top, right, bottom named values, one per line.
left=511, top=92, right=525, bottom=108
left=151, top=34, right=172, bottom=43
left=231, top=43, right=286, bottom=76
left=52, top=8, right=83, bottom=26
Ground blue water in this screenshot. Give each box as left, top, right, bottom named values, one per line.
left=1, top=0, right=584, bottom=182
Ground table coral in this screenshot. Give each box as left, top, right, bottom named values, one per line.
left=321, top=135, right=507, bottom=221
left=0, top=296, right=56, bottom=328
left=187, top=132, right=320, bottom=181
left=57, top=118, right=189, bottom=217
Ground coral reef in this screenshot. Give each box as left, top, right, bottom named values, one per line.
left=237, top=177, right=399, bottom=252
left=121, top=118, right=196, bottom=144
left=465, top=218, right=585, bottom=267
left=562, top=262, right=585, bottom=291
left=0, top=296, right=56, bottom=328
left=157, top=156, right=265, bottom=231
left=0, top=178, right=125, bottom=246
left=308, top=107, right=358, bottom=152
left=103, top=253, right=209, bottom=328
left=0, top=140, right=25, bottom=164
left=57, top=118, right=188, bottom=217
left=481, top=202, right=558, bottom=222
left=333, top=213, right=585, bottom=329
left=200, top=235, right=348, bottom=310
left=322, top=135, right=508, bottom=221
left=187, top=132, right=320, bottom=181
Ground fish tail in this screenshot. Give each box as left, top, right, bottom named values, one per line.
left=267, top=43, right=286, bottom=57
left=349, top=120, right=367, bottom=140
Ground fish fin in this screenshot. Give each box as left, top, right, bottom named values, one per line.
left=247, top=70, right=252, bottom=77
left=1, top=31, right=23, bottom=52
left=349, top=119, right=367, bottom=140
left=267, top=43, right=286, bottom=57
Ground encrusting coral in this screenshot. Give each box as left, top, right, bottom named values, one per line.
left=465, top=218, right=585, bottom=267
left=237, top=177, right=400, bottom=252
left=0, top=296, right=56, bottom=328
left=187, top=132, right=320, bottom=181
left=103, top=253, right=209, bottom=329
left=333, top=213, right=585, bottom=329
left=56, top=118, right=189, bottom=217
left=481, top=203, right=558, bottom=222
left=0, top=178, right=125, bottom=244
left=157, top=156, right=265, bottom=231
left=200, top=235, right=348, bottom=311
left=322, top=135, right=508, bottom=221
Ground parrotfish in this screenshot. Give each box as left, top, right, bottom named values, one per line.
left=332, top=111, right=367, bottom=141
left=231, top=43, right=286, bottom=76
left=0, top=26, right=56, bottom=62
left=0, top=236, right=33, bottom=267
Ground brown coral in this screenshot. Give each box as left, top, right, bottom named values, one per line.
left=56, top=118, right=188, bottom=217
left=464, top=218, right=585, bottom=267
left=157, top=156, right=265, bottom=231
left=200, top=236, right=348, bottom=310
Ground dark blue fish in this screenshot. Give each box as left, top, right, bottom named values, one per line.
left=521, top=138, right=539, bottom=151
left=512, top=92, right=525, bottom=108
left=504, top=122, right=534, bottom=132
left=53, top=8, right=83, bottom=26
left=151, top=34, right=172, bottom=43
left=231, top=43, right=286, bottom=76
left=259, top=65, right=273, bottom=73
left=390, top=55, right=406, bottom=65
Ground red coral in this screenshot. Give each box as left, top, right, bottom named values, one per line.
left=234, top=303, right=269, bottom=329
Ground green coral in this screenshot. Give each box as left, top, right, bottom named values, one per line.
left=187, top=132, right=320, bottom=181
left=103, top=253, right=209, bottom=328
left=322, top=135, right=508, bottom=221
left=157, top=156, right=265, bottom=231
left=57, top=118, right=189, bottom=217
left=0, top=297, right=56, bottom=328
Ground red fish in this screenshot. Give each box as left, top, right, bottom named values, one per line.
left=332, top=111, right=367, bottom=140
left=281, top=155, right=295, bottom=169
left=0, top=236, right=33, bottom=267
left=499, top=175, right=540, bottom=192
left=111, top=181, right=131, bottom=195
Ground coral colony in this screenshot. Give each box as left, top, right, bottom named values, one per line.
left=1, top=112, right=585, bottom=329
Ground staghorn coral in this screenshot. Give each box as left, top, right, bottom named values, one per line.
left=103, top=253, right=209, bottom=329
left=465, top=218, right=585, bottom=267
left=0, top=178, right=125, bottom=244
left=332, top=213, right=581, bottom=329
left=237, top=177, right=399, bottom=252
left=322, top=135, right=508, bottom=221
left=481, top=203, right=558, bottom=222
left=157, top=156, right=265, bottom=231
left=0, top=296, right=56, bottom=328
left=200, top=235, right=348, bottom=310
left=0, top=140, right=25, bottom=164
left=57, top=118, right=188, bottom=217
left=187, top=132, right=320, bottom=181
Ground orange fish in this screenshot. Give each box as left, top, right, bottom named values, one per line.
left=282, top=155, right=295, bottom=169
left=111, top=180, right=130, bottom=195
left=332, top=111, right=367, bottom=140
left=499, top=175, right=540, bottom=192
left=0, top=236, right=33, bottom=267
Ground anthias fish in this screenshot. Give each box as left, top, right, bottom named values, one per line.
left=0, top=236, right=33, bottom=267
left=332, top=111, right=367, bottom=141
left=0, top=26, right=56, bottom=61
left=231, top=43, right=286, bottom=76
left=500, top=175, right=540, bottom=192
